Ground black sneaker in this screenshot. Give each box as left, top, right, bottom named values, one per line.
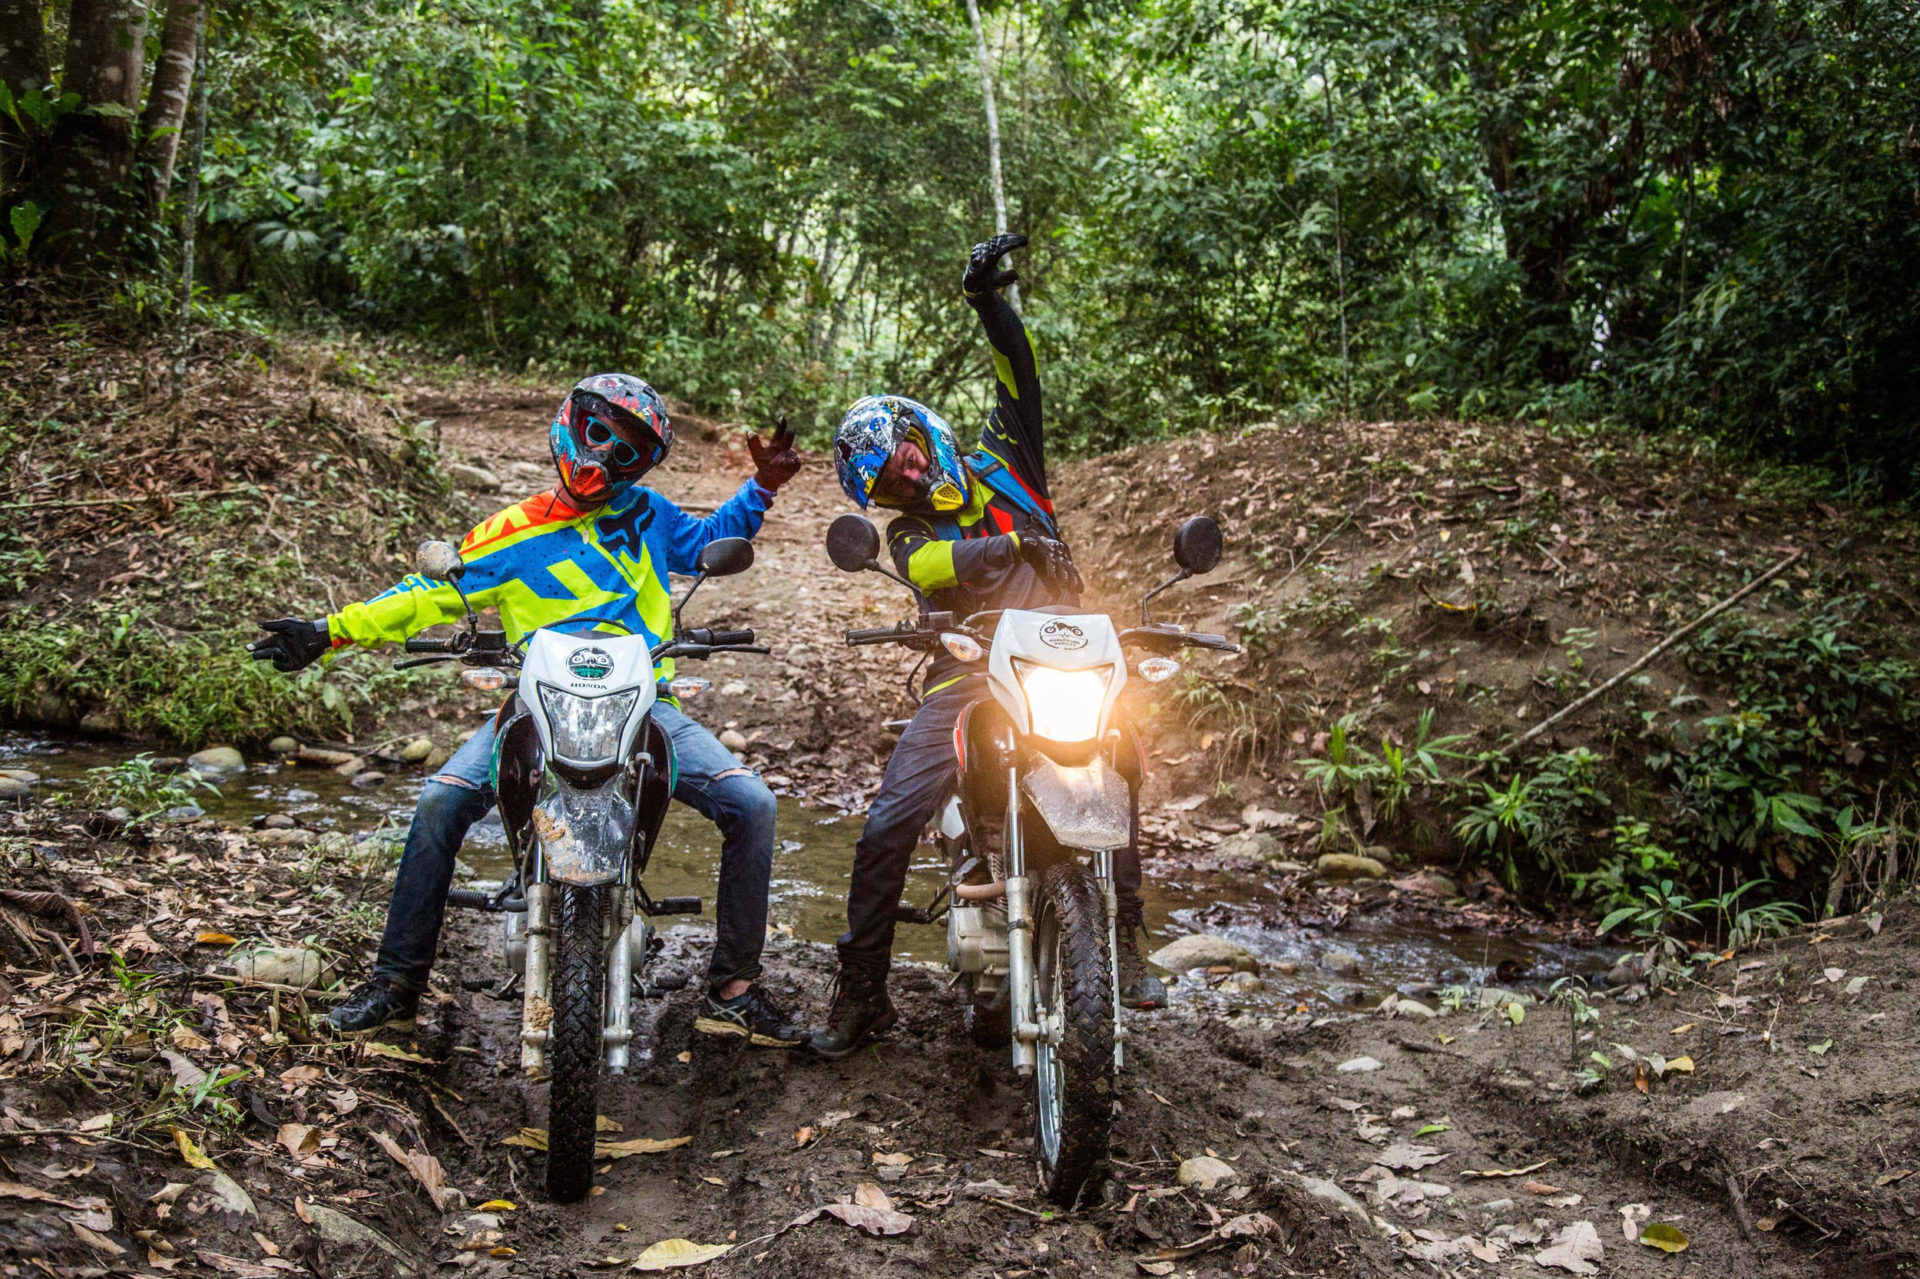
left=1116, top=922, right=1167, bottom=1010
left=694, top=983, right=806, bottom=1048
left=808, top=966, right=896, bottom=1061
left=328, top=977, right=419, bottom=1035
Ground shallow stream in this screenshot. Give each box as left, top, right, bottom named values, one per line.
left=1, top=731, right=1609, bottom=1009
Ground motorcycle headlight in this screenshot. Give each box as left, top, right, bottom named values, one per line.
left=538, top=685, right=639, bottom=763
left=1013, top=660, right=1111, bottom=743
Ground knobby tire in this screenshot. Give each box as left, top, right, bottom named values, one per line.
left=1033, top=862, right=1115, bottom=1206
left=546, top=881, right=604, bottom=1203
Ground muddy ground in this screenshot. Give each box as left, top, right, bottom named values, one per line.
left=3, top=354, right=1919, bottom=1277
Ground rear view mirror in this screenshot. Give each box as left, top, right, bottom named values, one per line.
left=697, top=537, right=755, bottom=578
left=1172, top=516, right=1223, bottom=576
left=826, top=514, right=882, bottom=572
left=418, top=540, right=466, bottom=582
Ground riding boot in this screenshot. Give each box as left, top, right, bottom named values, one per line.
left=1114, top=917, right=1166, bottom=1010
left=808, top=965, right=896, bottom=1060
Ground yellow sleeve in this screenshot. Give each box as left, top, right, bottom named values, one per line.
left=326, top=575, right=470, bottom=649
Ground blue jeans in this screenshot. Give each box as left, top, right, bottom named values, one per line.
left=372, top=701, right=778, bottom=996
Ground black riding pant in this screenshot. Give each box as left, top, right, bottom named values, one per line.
left=838, top=677, right=1145, bottom=977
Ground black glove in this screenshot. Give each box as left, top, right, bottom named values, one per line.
left=1019, top=534, right=1084, bottom=597
left=963, top=232, right=1028, bottom=297
left=748, top=417, right=802, bottom=493
left=248, top=618, right=330, bottom=673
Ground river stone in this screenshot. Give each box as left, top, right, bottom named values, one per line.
left=0, top=776, right=32, bottom=801
left=351, top=770, right=388, bottom=788
left=1398, top=871, right=1459, bottom=898
left=262, top=813, right=297, bottom=829
left=424, top=745, right=453, bottom=770
left=250, top=828, right=317, bottom=847
left=1149, top=933, right=1259, bottom=974
left=105, top=806, right=135, bottom=826
left=1324, top=983, right=1365, bottom=1006
left=1317, top=852, right=1390, bottom=879
left=1386, top=995, right=1437, bottom=1018
left=333, top=756, right=366, bottom=778
left=1219, top=971, right=1266, bottom=995
left=78, top=710, right=120, bottom=736
left=398, top=737, right=434, bottom=764
left=1177, top=1156, right=1237, bottom=1191
left=447, top=462, right=501, bottom=492
left=188, top=745, right=245, bottom=774
left=1323, top=949, right=1361, bottom=975
left=1214, top=831, right=1284, bottom=861
left=231, top=945, right=336, bottom=989
left=720, top=681, right=748, bottom=696
left=164, top=803, right=204, bottom=822
left=268, top=736, right=299, bottom=755
left=0, top=768, right=36, bottom=784
left=718, top=728, right=750, bottom=752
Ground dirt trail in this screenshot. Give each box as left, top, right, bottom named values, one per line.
left=1, top=389, right=1916, bottom=1278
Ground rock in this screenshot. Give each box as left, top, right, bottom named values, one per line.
left=447, top=462, right=501, bottom=492
left=1684, top=1091, right=1746, bottom=1118
left=1323, top=949, right=1361, bottom=976
left=1360, top=843, right=1400, bottom=867
left=1240, top=805, right=1290, bottom=830
left=424, top=745, right=453, bottom=770
left=267, top=736, right=299, bottom=755
left=105, top=806, right=135, bottom=826
left=187, top=745, right=245, bottom=774
left=1219, top=971, right=1266, bottom=995
left=250, top=827, right=316, bottom=847
left=1398, top=871, right=1459, bottom=898
left=262, top=813, right=298, bottom=829
left=285, top=788, right=318, bottom=802
left=78, top=710, right=121, bottom=736
left=1177, top=1156, right=1237, bottom=1191
left=350, top=771, right=388, bottom=788
left=1286, top=1173, right=1369, bottom=1224
left=1324, top=983, right=1365, bottom=1006
left=1604, top=953, right=1649, bottom=988
left=1336, top=1055, right=1383, bottom=1073
left=398, top=737, right=434, bottom=764
left=164, top=803, right=204, bottom=822
left=719, top=728, right=750, bottom=752
left=720, top=681, right=748, bottom=696
left=0, top=776, right=32, bottom=801
left=296, top=747, right=358, bottom=767
left=1214, top=831, right=1284, bottom=861
left=0, top=769, right=36, bottom=784
left=1386, top=995, right=1437, bottom=1018
left=231, top=946, right=336, bottom=989
left=1316, top=852, right=1390, bottom=879
left=305, top=1204, right=411, bottom=1266
left=333, top=757, right=366, bottom=778
left=1149, top=933, right=1259, bottom=974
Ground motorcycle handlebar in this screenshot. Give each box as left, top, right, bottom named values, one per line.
left=404, top=635, right=454, bottom=653
left=846, top=625, right=919, bottom=646
left=395, top=654, right=459, bottom=670
left=705, top=629, right=755, bottom=646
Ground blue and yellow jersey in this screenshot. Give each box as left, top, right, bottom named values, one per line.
left=327, top=478, right=772, bottom=678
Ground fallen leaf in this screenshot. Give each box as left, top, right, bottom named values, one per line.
left=675, top=1052, right=691, bottom=1064
left=631, top=1239, right=732, bottom=1270
left=1618, top=1203, right=1650, bottom=1240
left=1876, top=1170, right=1912, bottom=1187
left=598, top=1135, right=693, bottom=1160
left=371, top=1131, right=465, bottom=1212
left=853, top=1183, right=893, bottom=1212
left=477, top=1199, right=516, bottom=1211
left=170, top=1127, right=216, bottom=1170
left=1670, top=1023, right=1695, bottom=1035
left=501, top=1128, right=549, bottom=1150
left=1534, top=1220, right=1604, bottom=1275
left=1376, top=1143, right=1446, bottom=1171
left=42, top=1161, right=94, bottom=1180
left=279, top=1066, right=322, bottom=1087
left=1523, top=1181, right=1559, bottom=1195
left=1845, top=976, right=1870, bottom=995
left=788, top=1202, right=915, bottom=1237
left=490, top=1246, right=517, bottom=1258
left=1463, top=1159, right=1552, bottom=1179
left=701, top=1177, right=724, bottom=1186
left=1137, top=1262, right=1175, bottom=1276
left=597, top=1115, right=623, bottom=1133
left=1147, top=1089, right=1172, bottom=1106
left=1666, top=1055, right=1695, bottom=1074
left=1414, top=1122, right=1451, bottom=1137
left=195, top=932, right=239, bottom=946
left=161, top=1050, right=208, bottom=1089
left=0, top=1182, right=87, bottom=1207
left=794, top=1126, right=816, bottom=1148
left=277, top=1123, right=320, bottom=1158
left=1808, top=1039, right=1833, bottom=1057
left=1336, top=1056, right=1382, bottom=1074
left=70, top=1221, right=124, bottom=1255
left=363, top=1041, right=436, bottom=1065
left=871, top=1151, right=913, bottom=1167
left=1823, top=966, right=1846, bottom=983
left=170, top=1024, right=210, bottom=1051
left=1639, top=1223, right=1689, bottom=1253
left=327, top=1089, right=358, bottom=1115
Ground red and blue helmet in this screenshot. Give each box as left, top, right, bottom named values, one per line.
left=832, top=394, right=968, bottom=513
left=548, top=373, right=671, bottom=507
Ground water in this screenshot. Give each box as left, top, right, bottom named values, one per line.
left=0, top=731, right=1607, bottom=1003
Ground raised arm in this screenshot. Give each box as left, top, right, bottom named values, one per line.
left=962, top=233, right=1048, bottom=499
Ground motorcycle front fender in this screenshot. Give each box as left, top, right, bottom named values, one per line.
left=1019, top=753, right=1131, bottom=851
left=536, top=777, right=638, bottom=888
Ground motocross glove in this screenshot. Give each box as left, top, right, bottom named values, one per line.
left=1018, top=533, right=1084, bottom=597
left=747, top=418, right=802, bottom=494
left=248, top=618, right=330, bottom=673
left=962, top=232, right=1028, bottom=297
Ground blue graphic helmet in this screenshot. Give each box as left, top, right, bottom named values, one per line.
left=548, top=373, right=671, bottom=508
left=832, top=395, right=968, bottom=513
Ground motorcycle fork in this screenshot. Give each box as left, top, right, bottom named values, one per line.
left=1004, top=759, right=1038, bottom=1077
left=520, top=879, right=552, bottom=1076
left=1094, top=847, right=1123, bottom=1072
left=605, top=888, right=634, bottom=1074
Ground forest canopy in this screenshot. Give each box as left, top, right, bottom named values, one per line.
left=3, top=0, right=1916, bottom=483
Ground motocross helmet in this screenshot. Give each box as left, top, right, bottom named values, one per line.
left=548, top=373, right=672, bottom=508
left=832, top=394, right=968, bottom=513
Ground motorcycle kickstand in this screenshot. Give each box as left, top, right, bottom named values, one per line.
left=488, top=972, right=523, bottom=1002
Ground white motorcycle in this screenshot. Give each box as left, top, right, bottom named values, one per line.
left=824, top=513, right=1236, bottom=1205
left=399, top=536, right=765, bottom=1202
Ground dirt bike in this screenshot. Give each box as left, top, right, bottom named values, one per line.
left=823, top=513, right=1237, bottom=1206
left=397, top=536, right=767, bottom=1202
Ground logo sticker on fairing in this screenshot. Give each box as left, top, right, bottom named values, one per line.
left=568, top=646, right=614, bottom=679
left=1038, top=620, right=1088, bottom=651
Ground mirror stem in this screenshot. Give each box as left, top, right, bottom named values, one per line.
left=1139, top=569, right=1191, bottom=625
left=865, top=558, right=929, bottom=612
left=673, top=572, right=709, bottom=635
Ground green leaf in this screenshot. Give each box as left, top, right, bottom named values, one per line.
left=1597, top=906, right=1639, bottom=935
left=1504, top=1001, right=1525, bottom=1026
left=1807, top=1039, right=1832, bottom=1057
left=9, top=202, right=41, bottom=253
left=1414, top=1122, right=1451, bottom=1137
left=1638, top=1223, right=1689, bottom=1253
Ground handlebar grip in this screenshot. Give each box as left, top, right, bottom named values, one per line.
left=1187, top=632, right=1240, bottom=652
left=847, top=626, right=909, bottom=646
left=708, top=629, right=755, bottom=646
left=404, top=636, right=451, bottom=653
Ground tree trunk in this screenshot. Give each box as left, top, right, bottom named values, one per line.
left=0, top=0, right=50, bottom=192
left=139, top=0, right=204, bottom=209
left=964, top=0, right=1020, bottom=314
left=39, top=0, right=149, bottom=261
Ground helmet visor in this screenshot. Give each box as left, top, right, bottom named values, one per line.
left=569, top=391, right=666, bottom=480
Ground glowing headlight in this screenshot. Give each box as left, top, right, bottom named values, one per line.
left=538, top=685, right=639, bottom=762
left=1014, top=660, right=1111, bottom=742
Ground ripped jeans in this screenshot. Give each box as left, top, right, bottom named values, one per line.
left=370, top=701, right=778, bottom=997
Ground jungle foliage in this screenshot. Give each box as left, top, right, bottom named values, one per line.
left=1, top=0, right=1916, bottom=483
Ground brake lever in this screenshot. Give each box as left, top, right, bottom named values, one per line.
left=395, top=654, right=460, bottom=670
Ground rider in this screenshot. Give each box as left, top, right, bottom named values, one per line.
left=248, top=374, right=808, bottom=1048
left=809, top=235, right=1166, bottom=1061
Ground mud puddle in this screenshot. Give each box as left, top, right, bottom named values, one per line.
left=0, top=731, right=1605, bottom=1006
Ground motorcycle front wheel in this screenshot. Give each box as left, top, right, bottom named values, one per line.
left=546, top=881, right=605, bottom=1202
left=1031, top=861, right=1115, bottom=1206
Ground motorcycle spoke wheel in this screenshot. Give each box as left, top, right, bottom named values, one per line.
left=546, top=881, right=605, bottom=1203
left=1030, top=862, right=1115, bottom=1207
